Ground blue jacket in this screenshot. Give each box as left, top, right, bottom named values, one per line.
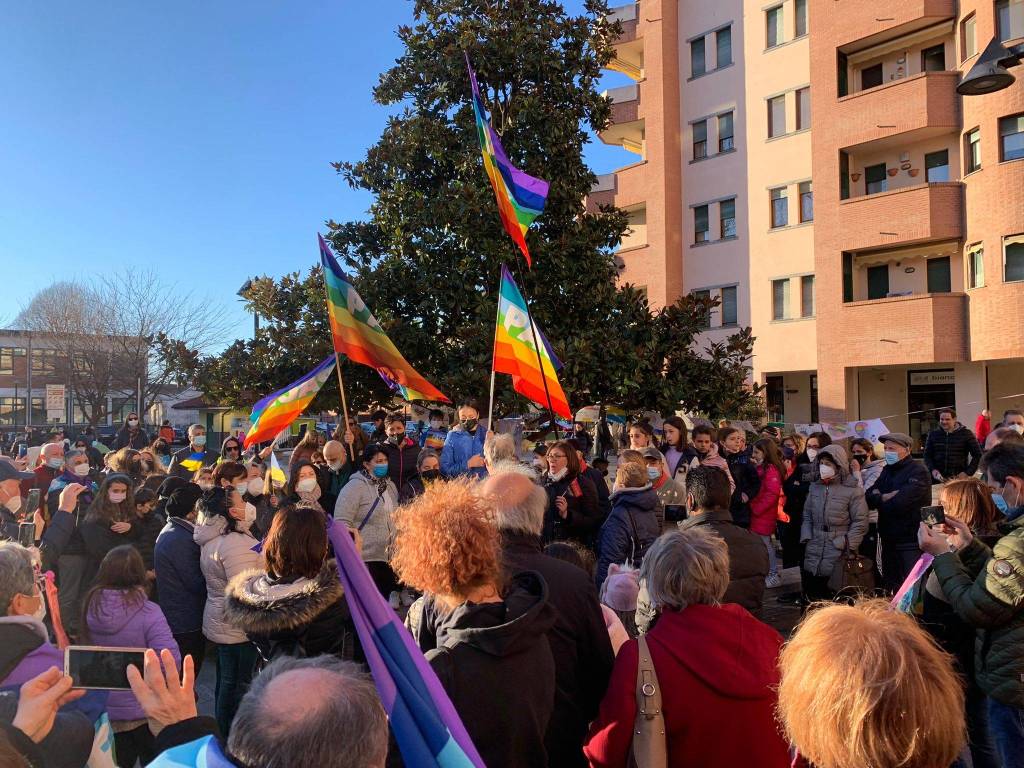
left=440, top=427, right=487, bottom=478
left=596, top=486, right=660, bottom=587
left=154, top=517, right=207, bottom=635
left=866, top=456, right=932, bottom=544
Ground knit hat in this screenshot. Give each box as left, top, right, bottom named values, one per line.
left=601, top=564, right=640, bottom=612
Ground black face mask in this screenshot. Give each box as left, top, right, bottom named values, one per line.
left=853, top=454, right=869, bottom=463
left=420, top=469, right=441, bottom=481
left=460, top=418, right=478, bottom=432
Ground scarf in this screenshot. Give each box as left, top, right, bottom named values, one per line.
left=50, top=471, right=97, bottom=509
left=298, top=486, right=323, bottom=505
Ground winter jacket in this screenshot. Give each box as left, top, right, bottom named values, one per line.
left=414, top=532, right=613, bottom=768
left=800, top=445, right=869, bottom=577
left=582, top=464, right=612, bottom=521
left=440, top=426, right=487, bottom=478
left=749, top=464, right=783, bottom=536
left=79, top=517, right=140, bottom=573
left=678, top=508, right=768, bottom=613
left=380, top=435, right=420, bottom=491
left=596, top=486, right=660, bottom=587
left=319, top=464, right=352, bottom=516
left=866, top=455, right=932, bottom=545
left=932, top=515, right=1024, bottom=708
left=154, top=517, right=207, bottom=635
left=584, top=604, right=790, bottom=768
left=663, top=445, right=688, bottom=481
left=924, top=423, right=983, bottom=479
left=975, top=412, right=992, bottom=445
left=193, top=513, right=261, bottom=644
left=332, top=471, right=398, bottom=563
left=854, top=459, right=884, bottom=523
left=167, top=446, right=220, bottom=480
left=113, top=427, right=150, bottom=450
left=40, top=475, right=96, bottom=565
left=224, top=560, right=360, bottom=665
left=83, top=589, right=180, bottom=721
left=723, top=449, right=760, bottom=528
left=427, top=571, right=556, bottom=768
left=542, top=472, right=601, bottom=543
left=133, top=509, right=167, bottom=571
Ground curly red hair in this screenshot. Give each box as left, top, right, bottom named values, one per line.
left=391, top=478, right=501, bottom=605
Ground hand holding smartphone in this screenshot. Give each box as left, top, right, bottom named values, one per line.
left=920, top=505, right=946, bottom=527
left=65, top=646, right=148, bottom=690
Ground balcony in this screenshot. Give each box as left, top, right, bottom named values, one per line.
left=837, top=292, right=967, bottom=366
left=833, top=0, right=956, bottom=51
left=607, top=3, right=639, bottom=43
left=836, top=182, right=962, bottom=251
left=836, top=71, right=959, bottom=148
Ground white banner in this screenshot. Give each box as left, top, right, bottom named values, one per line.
left=794, top=418, right=890, bottom=443
left=45, top=384, right=65, bottom=421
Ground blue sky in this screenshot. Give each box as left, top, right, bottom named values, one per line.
left=0, top=1, right=634, bottom=344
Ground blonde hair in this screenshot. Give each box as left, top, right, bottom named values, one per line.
left=615, top=461, right=647, bottom=489
left=778, top=599, right=965, bottom=768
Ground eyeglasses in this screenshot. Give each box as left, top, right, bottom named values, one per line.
left=225, top=447, right=240, bottom=452
left=547, top=452, right=567, bottom=460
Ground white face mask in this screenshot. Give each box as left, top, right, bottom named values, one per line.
left=3, top=496, right=22, bottom=514
left=243, top=502, right=257, bottom=526
left=198, top=481, right=214, bottom=491
left=247, top=478, right=264, bottom=496
left=806, top=448, right=818, bottom=461
left=108, top=491, right=127, bottom=504
left=72, top=462, right=91, bottom=477
left=1011, top=424, right=1024, bottom=435
left=296, top=477, right=318, bottom=493
left=818, top=463, right=836, bottom=480
left=32, top=590, right=46, bottom=623
left=235, top=482, right=248, bottom=495
left=128, top=419, right=139, bottom=427
left=548, top=467, right=568, bottom=482
left=327, top=459, right=343, bottom=471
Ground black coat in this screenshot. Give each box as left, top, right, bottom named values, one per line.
left=582, top=465, right=611, bottom=521
left=923, top=424, right=982, bottom=479
left=866, top=456, right=932, bottom=545
left=678, top=508, right=768, bottom=613
left=596, top=486, right=660, bottom=587
left=223, top=560, right=361, bottom=665
left=724, top=450, right=761, bottom=528
left=133, top=509, right=167, bottom=571
left=414, top=534, right=614, bottom=768
left=380, top=436, right=421, bottom=490
left=113, top=427, right=150, bottom=450
left=167, top=447, right=220, bottom=480
left=542, top=472, right=601, bottom=543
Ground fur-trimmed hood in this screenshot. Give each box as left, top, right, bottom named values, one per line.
left=224, top=559, right=344, bottom=636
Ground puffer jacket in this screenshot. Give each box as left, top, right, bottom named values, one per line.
left=381, top=435, right=421, bottom=491
left=923, top=423, right=983, bottom=479
left=223, top=560, right=361, bottom=665
left=932, top=515, right=1024, bottom=708
left=724, top=450, right=760, bottom=528
left=800, top=445, right=869, bottom=577
left=332, top=471, right=398, bottom=563
left=596, top=486, right=660, bottom=588
left=193, top=513, right=261, bottom=644
left=440, top=427, right=487, bottom=478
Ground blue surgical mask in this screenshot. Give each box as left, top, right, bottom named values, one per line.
left=992, top=492, right=1009, bottom=515
left=884, top=450, right=899, bottom=465
left=193, top=435, right=207, bottom=447
left=646, top=467, right=661, bottom=481
left=46, top=458, right=63, bottom=469
left=372, top=464, right=389, bottom=479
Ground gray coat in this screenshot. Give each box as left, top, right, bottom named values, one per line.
left=800, top=445, right=869, bottom=577
left=333, top=471, right=398, bottom=563
left=193, top=514, right=262, bottom=644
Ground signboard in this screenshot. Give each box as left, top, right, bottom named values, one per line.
left=909, top=370, right=955, bottom=386
left=45, top=384, right=65, bottom=422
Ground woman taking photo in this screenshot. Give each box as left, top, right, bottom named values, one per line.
left=750, top=438, right=786, bottom=588
left=542, top=440, right=600, bottom=544
left=192, top=486, right=261, bottom=735
left=225, top=503, right=361, bottom=665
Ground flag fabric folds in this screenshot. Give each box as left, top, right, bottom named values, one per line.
left=466, top=56, right=550, bottom=267
left=319, top=235, right=449, bottom=404
left=242, top=357, right=336, bottom=449
left=493, top=264, right=572, bottom=419
left=325, top=519, right=485, bottom=768
left=267, top=451, right=287, bottom=487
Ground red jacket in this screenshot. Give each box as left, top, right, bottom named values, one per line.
left=584, top=603, right=790, bottom=768
left=975, top=412, right=992, bottom=445
left=750, top=464, right=783, bottom=536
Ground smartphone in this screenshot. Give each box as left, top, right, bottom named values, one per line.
left=64, top=646, right=147, bottom=690
left=19, top=489, right=40, bottom=520
left=17, top=444, right=27, bottom=459
left=920, top=505, right=945, bottom=527
left=17, top=521, right=35, bottom=548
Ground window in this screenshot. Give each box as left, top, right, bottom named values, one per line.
left=772, top=278, right=790, bottom=320
left=795, top=0, right=808, bottom=37
left=927, top=257, right=952, bottom=293
left=31, top=348, right=59, bottom=374
left=840, top=151, right=850, bottom=200
left=961, top=13, right=977, bottom=60
left=997, top=0, right=1024, bottom=41
left=770, top=187, right=788, bottom=228
left=925, top=149, right=950, bottom=182
left=768, top=95, right=786, bottom=138
left=31, top=397, right=45, bottom=426
left=766, top=376, right=785, bottom=423
left=694, top=290, right=712, bottom=328
left=867, top=264, right=890, bottom=299
left=766, top=5, right=783, bottom=48
left=1006, top=235, right=1024, bottom=282
left=718, top=112, right=734, bottom=152
left=921, top=43, right=946, bottom=72
left=799, top=181, right=813, bottom=222
left=865, top=162, right=888, bottom=195
left=0, top=347, right=25, bottom=376
left=721, top=286, right=738, bottom=325
left=0, top=397, right=26, bottom=427
left=968, top=243, right=985, bottom=288
left=796, top=87, right=811, bottom=131
left=810, top=374, right=819, bottom=423
left=861, top=63, right=884, bottom=90
left=837, top=51, right=849, bottom=97
left=691, top=36, right=706, bottom=77
left=694, top=205, right=710, bottom=243
left=1000, top=114, right=1024, bottom=161
left=693, top=120, right=708, bottom=160
left=801, top=275, right=815, bottom=317
left=843, top=252, right=854, bottom=302
left=965, top=128, right=982, bottom=173
left=720, top=198, right=736, bottom=238
left=716, top=26, right=732, bottom=68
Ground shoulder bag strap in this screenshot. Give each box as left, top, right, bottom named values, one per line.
left=358, top=495, right=383, bottom=532
left=630, top=635, right=667, bottom=768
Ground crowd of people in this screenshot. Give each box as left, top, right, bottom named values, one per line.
left=0, top=400, right=1023, bottom=768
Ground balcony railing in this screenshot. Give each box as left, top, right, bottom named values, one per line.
left=836, top=71, right=960, bottom=148
left=607, top=3, right=637, bottom=23
left=837, top=182, right=963, bottom=251
left=837, top=292, right=967, bottom=365
left=833, top=0, right=956, bottom=51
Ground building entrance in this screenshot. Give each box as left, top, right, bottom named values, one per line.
left=906, top=369, right=955, bottom=453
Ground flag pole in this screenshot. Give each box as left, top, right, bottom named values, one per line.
left=320, top=259, right=356, bottom=463
left=510, top=256, right=561, bottom=441
left=487, top=264, right=505, bottom=432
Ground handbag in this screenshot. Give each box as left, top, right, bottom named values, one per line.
left=628, top=635, right=667, bottom=768
left=828, top=535, right=876, bottom=594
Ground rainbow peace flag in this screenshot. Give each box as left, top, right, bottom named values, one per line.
left=326, top=519, right=485, bottom=768
left=493, top=264, right=571, bottom=418
left=467, top=56, right=549, bottom=267
left=319, top=235, right=448, bottom=403
left=242, top=357, right=336, bottom=449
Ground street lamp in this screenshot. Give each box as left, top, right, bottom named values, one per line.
left=957, top=37, right=1024, bottom=96
left=237, top=280, right=260, bottom=338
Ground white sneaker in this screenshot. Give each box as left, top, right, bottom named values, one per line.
left=765, top=573, right=782, bottom=589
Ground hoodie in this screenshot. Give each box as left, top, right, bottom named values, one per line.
left=585, top=603, right=790, bottom=768
left=427, top=571, right=557, bottom=768
left=595, top=485, right=660, bottom=587
left=800, top=444, right=869, bottom=577
left=84, top=589, right=180, bottom=721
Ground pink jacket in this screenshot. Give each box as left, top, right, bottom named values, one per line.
left=749, top=464, right=782, bottom=536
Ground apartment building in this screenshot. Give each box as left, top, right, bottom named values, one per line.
left=592, top=0, right=1024, bottom=449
